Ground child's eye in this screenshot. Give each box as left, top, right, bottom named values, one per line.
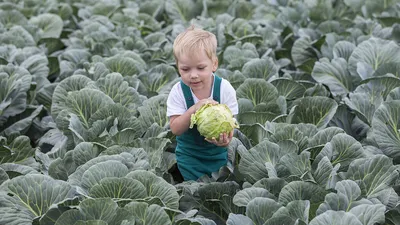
left=181, top=68, right=189, bottom=71
left=198, top=67, right=205, bottom=70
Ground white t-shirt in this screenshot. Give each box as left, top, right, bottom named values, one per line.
left=167, top=76, right=238, bottom=117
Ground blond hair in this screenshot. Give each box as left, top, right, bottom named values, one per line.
left=173, top=25, right=218, bottom=62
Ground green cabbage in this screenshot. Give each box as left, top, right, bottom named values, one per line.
left=190, top=103, right=239, bottom=140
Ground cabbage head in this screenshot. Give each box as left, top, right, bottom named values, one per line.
left=190, top=103, right=239, bottom=140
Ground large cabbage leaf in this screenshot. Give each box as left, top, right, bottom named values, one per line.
left=0, top=174, right=76, bottom=225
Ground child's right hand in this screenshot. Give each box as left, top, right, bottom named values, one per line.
left=192, top=99, right=218, bottom=112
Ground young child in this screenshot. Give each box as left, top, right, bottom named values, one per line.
left=167, top=25, right=239, bottom=181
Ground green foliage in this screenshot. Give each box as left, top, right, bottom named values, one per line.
left=0, top=0, right=399, bottom=224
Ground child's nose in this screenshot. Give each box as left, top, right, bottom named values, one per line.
left=190, top=71, right=199, bottom=78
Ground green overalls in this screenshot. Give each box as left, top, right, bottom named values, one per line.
left=176, top=75, right=228, bottom=181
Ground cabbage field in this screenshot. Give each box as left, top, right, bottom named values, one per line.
left=1, top=0, right=400, bottom=224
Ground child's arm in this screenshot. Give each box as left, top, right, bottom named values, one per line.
left=170, top=99, right=218, bottom=136
left=169, top=109, right=195, bottom=136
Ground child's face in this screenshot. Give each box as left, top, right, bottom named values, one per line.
left=177, top=50, right=218, bottom=91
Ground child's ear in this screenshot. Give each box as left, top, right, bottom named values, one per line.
left=212, top=58, right=218, bottom=72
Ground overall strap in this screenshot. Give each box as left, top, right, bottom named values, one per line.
left=212, top=75, right=222, bottom=103
left=180, top=81, right=194, bottom=108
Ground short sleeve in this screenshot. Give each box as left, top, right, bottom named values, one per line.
left=167, top=82, right=187, bottom=117
left=220, top=79, right=238, bottom=115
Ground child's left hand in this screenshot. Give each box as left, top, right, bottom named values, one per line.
left=205, top=130, right=234, bottom=147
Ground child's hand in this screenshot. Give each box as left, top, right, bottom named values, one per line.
left=192, top=99, right=218, bottom=112
left=205, top=130, right=234, bottom=147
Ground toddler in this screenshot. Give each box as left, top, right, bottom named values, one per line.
left=167, top=25, right=238, bottom=181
